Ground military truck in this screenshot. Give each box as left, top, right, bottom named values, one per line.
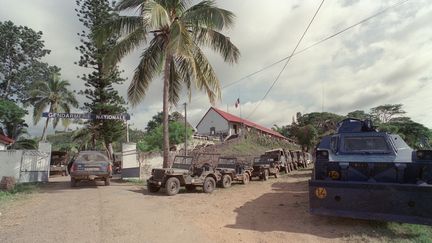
left=309, top=118, right=432, bottom=225
left=293, top=151, right=307, bottom=168
left=264, top=148, right=295, bottom=173
left=250, top=155, right=280, bottom=180
left=216, top=157, right=253, bottom=188
left=147, top=155, right=221, bottom=196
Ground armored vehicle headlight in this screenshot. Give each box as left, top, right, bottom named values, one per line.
left=316, top=150, right=329, bottom=160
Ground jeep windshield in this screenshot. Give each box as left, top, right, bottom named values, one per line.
left=218, top=158, right=236, bottom=168
left=172, top=156, right=193, bottom=170
left=253, top=157, right=273, bottom=164
left=342, top=136, right=390, bottom=154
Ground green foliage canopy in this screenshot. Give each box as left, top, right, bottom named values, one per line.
left=138, top=121, right=193, bottom=152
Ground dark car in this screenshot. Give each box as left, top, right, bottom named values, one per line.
left=309, top=118, right=432, bottom=225
left=69, top=151, right=112, bottom=187
left=147, top=155, right=221, bottom=196
left=250, top=156, right=280, bottom=180
left=216, top=157, right=253, bottom=188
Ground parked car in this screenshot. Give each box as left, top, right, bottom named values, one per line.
left=69, top=151, right=112, bottom=187
left=147, top=155, right=221, bottom=196
left=215, top=157, right=253, bottom=187
left=263, top=148, right=295, bottom=173
left=250, top=156, right=280, bottom=180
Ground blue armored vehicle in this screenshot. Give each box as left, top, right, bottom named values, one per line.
left=309, top=118, right=432, bottom=225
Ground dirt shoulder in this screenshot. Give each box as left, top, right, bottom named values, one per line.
left=0, top=171, right=430, bottom=243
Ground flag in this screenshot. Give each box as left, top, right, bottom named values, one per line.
left=235, top=98, right=240, bottom=108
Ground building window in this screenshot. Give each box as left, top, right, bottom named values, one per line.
left=210, top=127, right=216, bottom=135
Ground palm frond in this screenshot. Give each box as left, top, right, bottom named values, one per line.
left=167, top=20, right=193, bottom=57
left=192, top=27, right=239, bottom=63
left=182, top=0, right=235, bottom=31
left=143, top=1, right=170, bottom=29
left=96, top=16, right=146, bottom=45
left=115, top=0, right=146, bottom=11
left=32, top=98, right=50, bottom=125
left=127, top=36, right=165, bottom=106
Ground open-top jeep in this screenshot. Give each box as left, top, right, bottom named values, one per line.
left=215, top=157, right=253, bottom=188
left=250, top=155, right=281, bottom=181
left=263, top=148, right=295, bottom=173
left=147, top=155, right=221, bottom=196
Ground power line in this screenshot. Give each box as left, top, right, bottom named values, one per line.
left=223, top=0, right=410, bottom=90
left=246, top=0, right=325, bottom=119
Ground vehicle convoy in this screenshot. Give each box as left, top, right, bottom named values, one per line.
left=293, top=150, right=307, bottom=168
left=263, top=148, right=295, bottom=173
left=251, top=155, right=280, bottom=180
left=309, top=118, right=432, bottom=225
left=69, top=151, right=112, bottom=187
left=216, top=157, right=253, bottom=187
left=147, top=155, right=221, bottom=196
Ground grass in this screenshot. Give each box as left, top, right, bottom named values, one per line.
left=0, top=183, right=40, bottom=203
left=122, top=178, right=146, bottom=186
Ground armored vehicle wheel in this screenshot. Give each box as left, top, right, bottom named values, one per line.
left=242, top=173, right=250, bottom=184
left=105, top=177, right=110, bottom=186
left=165, top=177, right=180, bottom=196
left=203, top=177, right=216, bottom=193
left=148, top=184, right=160, bottom=193
left=185, top=185, right=196, bottom=192
left=261, top=169, right=269, bottom=181
left=221, top=174, right=232, bottom=188
left=70, top=177, right=77, bottom=187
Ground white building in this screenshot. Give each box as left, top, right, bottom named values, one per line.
left=0, top=134, right=14, bottom=150
left=196, top=107, right=287, bottom=141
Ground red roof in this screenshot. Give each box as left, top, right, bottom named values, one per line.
left=0, top=134, right=14, bottom=145
left=208, top=107, right=287, bottom=140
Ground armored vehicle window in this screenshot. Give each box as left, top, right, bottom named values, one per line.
left=343, top=136, right=389, bottom=153
left=330, top=137, right=339, bottom=153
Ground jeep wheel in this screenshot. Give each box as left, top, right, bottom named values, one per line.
left=203, top=177, right=216, bottom=193
left=242, top=173, right=250, bottom=184
left=148, top=184, right=160, bottom=193
left=105, top=177, right=110, bottom=186
left=185, top=185, right=196, bottom=192
left=165, top=177, right=180, bottom=196
left=70, top=177, right=77, bottom=187
left=221, top=174, right=232, bottom=188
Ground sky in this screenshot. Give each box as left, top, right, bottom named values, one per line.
left=1, top=0, right=431, bottom=136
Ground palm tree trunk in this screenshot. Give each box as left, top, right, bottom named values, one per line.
left=41, top=104, right=53, bottom=141
left=162, top=55, right=172, bottom=168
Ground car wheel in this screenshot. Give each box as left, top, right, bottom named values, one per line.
left=203, top=177, right=216, bottom=193
left=221, top=174, right=232, bottom=188
left=148, top=184, right=160, bottom=193
left=70, top=177, right=77, bottom=187
left=105, top=177, right=111, bottom=186
left=242, top=173, right=250, bottom=184
left=185, top=185, right=196, bottom=192
left=263, top=169, right=269, bottom=181
left=165, top=177, right=180, bottom=196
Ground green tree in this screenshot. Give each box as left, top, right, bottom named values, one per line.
left=0, top=20, right=51, bottom=102
left=101, top=0, right=240, bottom=167
left=379, top=118, right=432, bottom=149
left=0, top=99, right=28, bottom=140
left=297, top=112, right=344, bottom=136
left=346, top=110, right=370, bottom=120
left=292, top=125, right=318, bottom=151
left=28, top=73, right=79, bottom=141
left=370, top=104, right=406, bottom=123
left=75, top=0, right=127, bottom=158
left=138, top=121, right=193, bottom=152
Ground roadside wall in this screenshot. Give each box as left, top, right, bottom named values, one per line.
left=0, top=144, right=51, bottom=183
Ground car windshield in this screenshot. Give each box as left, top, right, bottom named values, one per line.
left=218, top=158, right=236, bottom=168
left=172, top=156, right=193, bottom=169
left=77, top=153, right=107, bottom=162
left=343, top=136, right=390, bottom=153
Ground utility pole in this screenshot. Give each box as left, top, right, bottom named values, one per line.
left=184, top=102, right=187, bottom=156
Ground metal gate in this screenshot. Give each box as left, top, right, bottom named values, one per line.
left=19, top=150, right=50, bottom=183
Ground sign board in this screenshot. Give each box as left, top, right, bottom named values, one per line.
left=42, top=112, right=130, bottom=121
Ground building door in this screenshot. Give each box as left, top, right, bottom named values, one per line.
left=210, top=127, right=216, bottom=135
left=233, top=124, right=238, bottom=134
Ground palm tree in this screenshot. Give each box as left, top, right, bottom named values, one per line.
left=101, top=0, right=240, bottom=167
left=29, top=74, right=79, bottom=141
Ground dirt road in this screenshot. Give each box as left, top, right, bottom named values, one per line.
left=0, top=170, right=410, bottom=243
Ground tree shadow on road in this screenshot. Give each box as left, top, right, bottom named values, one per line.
left=225, top=177, right=421, bottom=241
